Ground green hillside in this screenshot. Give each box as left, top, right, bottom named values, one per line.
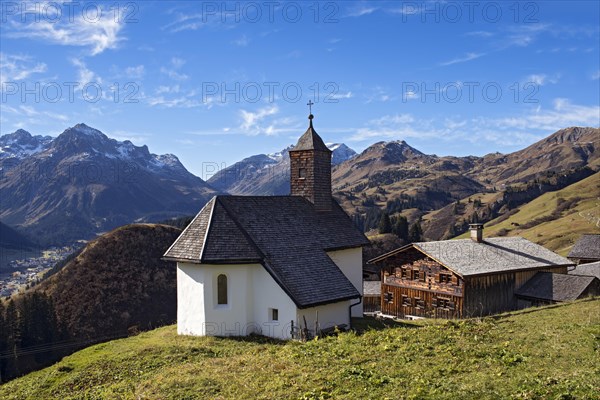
left=456, top=172, right=600, bottom=255
left=1, top=299, right=598, bottom=399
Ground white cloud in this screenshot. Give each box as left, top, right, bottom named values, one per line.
left=0, top=53, right=47, bottom=86
left=345, top=5, right=377, bottom=17
left=125, top=65, right=145, bottom=79
left=147, top=95, right=202, bottom=109
left=330, top=91, right=353, bottom=100
left=160, top=58, right=188, bottom=81
left=347, top=99, right=599, bottom=146
left=240, top=105, right=279, bottom=133
left=440, top=52, right=485, bottom=66
left=524, top=73, right=559, bottom=86
left=504, top=24, right=550, bottom=48
left=71, top=58, right=101, bottom=84
left=3, top=104, right=68, bottom=121
left=5, top=2, right=125, bottom=56
left=365, top=86, right=396, bottom=104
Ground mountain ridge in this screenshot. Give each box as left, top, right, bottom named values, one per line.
left=0, top=124, right=216, bottom=246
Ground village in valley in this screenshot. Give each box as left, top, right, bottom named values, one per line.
left=0, top=244, right=81, bottom=298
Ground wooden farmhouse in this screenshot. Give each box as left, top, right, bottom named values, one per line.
left=567, top=234, right=600, bottom=265
left=163, top=114, right=369, bottom=340
left=368, top=224, right=575, bottom=319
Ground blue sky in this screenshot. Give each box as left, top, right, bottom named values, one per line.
left=1, top=1, right=599, bottom=178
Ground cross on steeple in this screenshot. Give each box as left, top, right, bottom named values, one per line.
left=307, top=100, right=314, bottom=115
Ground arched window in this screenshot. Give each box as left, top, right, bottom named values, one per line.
left=217, top=274, right=228, bottom=305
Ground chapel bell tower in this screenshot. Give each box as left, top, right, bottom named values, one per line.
left=289, top=105, right=332, bottom=211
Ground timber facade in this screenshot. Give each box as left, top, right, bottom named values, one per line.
left=371, top=234, right=574, bottom=319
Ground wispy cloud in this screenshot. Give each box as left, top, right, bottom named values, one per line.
left=440, top=52, right=485, bottom=66
left=125, top=65, right=145, bottom=79
left=365, top=86, right=396, bottom=103
left=239, top=105, right=279, bottom=133
left=592, top=70, right=600, bottom=80
left=0, top=53, right=47, bottom=86
left=345, top=5, right=378, bottom=17
left=503, top=24, right=550, bottom=48
left=348, top=99, right=599, bottom=146
left=3, top=104, right=68, bottom=121
left=330, top=91, right=353, bottom=100
left=71, top=58, right=101, bottom=84
left=524, top=73, right=560, bottom=86
left=4, top=2, right=125, bottom=56
left=160, top=57, right=189, bottom=81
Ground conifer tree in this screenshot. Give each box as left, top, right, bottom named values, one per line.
left=378, top=212, right=392, bottom=234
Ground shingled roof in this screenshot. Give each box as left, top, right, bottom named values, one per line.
left=515, top=272, right=597, bottom=302
left=164, top=195, right=369, bottom=308
left=567, top=234, right=600, bottom=261
left=569, top=261, right=600, bottom=279
left=289, top=116, right=331, bottom=153
left=369, top=237, right=572, bottom=277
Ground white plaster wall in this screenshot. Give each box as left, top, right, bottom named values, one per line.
left=327, top=247, right=364, bottom=316
left=252, top=267, right=297, bottom=339
left=296, top=301, right=351, bottom=333
left=177, top=262, right=299, bottom=339
left=177, top=263, right=206, bottom=335
left=201, top=264, right=254, bottom=337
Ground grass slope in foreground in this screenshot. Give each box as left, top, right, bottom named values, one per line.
left=1, top=299, right=599, bottom=400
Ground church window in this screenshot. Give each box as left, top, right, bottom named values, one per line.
left=299, top=168, right=307, bottom=178
left=217, top=274, right=228, bottom=305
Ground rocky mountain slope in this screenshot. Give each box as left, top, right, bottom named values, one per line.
left=0, top=124, right=215, bottom=246
left=455, top=171, right=600, bottom=255
left=332, top=127, right=599, bottom=232
left=208, top=143, right=356, bottom=195
left=467, top=126, right=599, bottom=184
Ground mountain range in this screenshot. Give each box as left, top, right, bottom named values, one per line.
left=207, top=142, right=356, bottom=195
left=0, top=124, right=215, bottom=246
left=0, top=124, right=598, bottom=247
left=331, top=127, right=598, bottom=226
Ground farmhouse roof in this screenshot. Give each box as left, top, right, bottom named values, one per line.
left=164, top=195, right=369, bottom=308
left=514, top=272, right=597, bottom=302
left=369, top=237, right=572, bottom=277
left=363, top=281, right=381, bottom=296
left=567, top=234, right=600, bottom=261
left=568, top=261, right=600, bottom=280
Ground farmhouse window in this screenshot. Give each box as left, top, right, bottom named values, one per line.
left=402, top=295, right=411, bottom=307
left=217, top=274, right=228, bottom=305
left=439, top=273, right=452, bottom=284
left=412, top=270, right=420, bottom=281
left=298, top=168, right=307, bottom=179
left=270, top=308, right=279, bottom=321
left=401, top=268, right=409, bottom=279
left=384, top=292, right=394, bottom=303
left=416, top=299, right=425, bottom=309
left=436, top=298, right=451, bottom=309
